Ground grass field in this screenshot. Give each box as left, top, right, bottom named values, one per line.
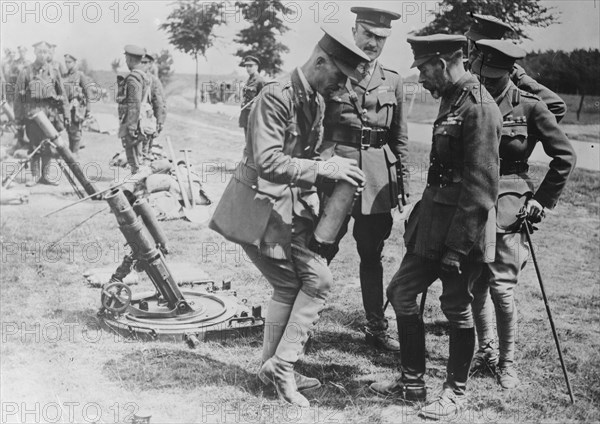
left=406, top=90, right=599, bottom=127
left=0, top=101, right=599, bottom=423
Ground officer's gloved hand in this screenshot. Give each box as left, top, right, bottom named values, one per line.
left=317, top=156, right=365, bottom=187
left=128, top=128, right=138, bottom=139
left=441, top=249, right=463, bottom=275
left=526, top=198, right=545, bottom=224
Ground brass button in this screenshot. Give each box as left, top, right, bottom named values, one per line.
left=443, top=131, right=447, bottom=135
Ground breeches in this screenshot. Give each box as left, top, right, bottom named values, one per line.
left=242, top=226, right=333, bottom=305
left=387, top=253, right=483, bottom=328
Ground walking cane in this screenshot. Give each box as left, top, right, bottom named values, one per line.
left=522, top=217, right=575, bottom=403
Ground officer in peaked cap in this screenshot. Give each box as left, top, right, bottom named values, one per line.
left=372, top=34, right=502, bottom=420
left=238, top=55, right=265, bottom=132
left=118, top=44, right=151, bottom=174
left=469, top=39, right=576, bottom=390
left=209, top=27, right=367, bottom=407
left=465, top=12, right=567, bottom=122
left=319, top=7, right=408, bottom=352
left=466, top=13, right=514, bottom=43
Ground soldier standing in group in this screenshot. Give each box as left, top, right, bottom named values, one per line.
left=117, top=45, right=150, bottom=174
left=14, top=41, right=70, bottom=186
left=238, top=55, right=265, bottom=134
left=141, top=52, right=166, bottom=157
left=63, top=54, right=92, bottom=155
left=469, top=40, right=576, bottom=389
left=465, top=13, right=567, bottom=122
left=320, top=7, right=408, bottom=351
left=47, top=43, right=66, bottom=75
left=210, top=28, right=368, bottom=407
left=464, top=13, right=569, bottom=373
left=370, top=35, right=502, bottom=420
left=7, top=46, right=30, bottom=151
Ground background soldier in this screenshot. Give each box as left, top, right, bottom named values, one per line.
left=117, top=45, right=149, bottom=174
left=321, top=7, right=408, bottom=351
left=238, top=55, right=265, bottom=134
left=7, top=46, right=30, bottom=151
left=209, top=28, right=368, bottom=407
left=371, top=35, right=502, bottom=420
left=470, top=40, right=576, bottom=389
left=63, top=54, right=92, bottom=155
left=14, top=41, right=70, bottom=186
left=466, top=13, right=567, bottom=122
left=465, top=13, right=570, bottom=373
left=141, top=52, right=166, bottom=156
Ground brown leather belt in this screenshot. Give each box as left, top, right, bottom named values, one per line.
left=324, top=125, right=389, bottom=149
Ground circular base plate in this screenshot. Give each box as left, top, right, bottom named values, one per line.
left=100, top=291, right=263, bottom=342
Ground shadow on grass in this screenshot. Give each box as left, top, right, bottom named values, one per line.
left=103, top=346, right=271, bottom=397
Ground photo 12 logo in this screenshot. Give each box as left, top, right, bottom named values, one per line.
left=1, top=1, right=139, bottom=24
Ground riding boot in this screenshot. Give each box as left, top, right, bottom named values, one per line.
left=258, top=298, right=321, bottom=391
left=370, top=314, right=427, bottom=401
left=258, top=291, right=325, bottom=406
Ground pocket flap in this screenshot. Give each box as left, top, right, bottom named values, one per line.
left=377, top=91, right=396, bottom=107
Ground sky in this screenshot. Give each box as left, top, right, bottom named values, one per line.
left=2, top=0, right=599, bottom=77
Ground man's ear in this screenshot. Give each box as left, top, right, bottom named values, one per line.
left=315, top=55, right=326, bottom=68
left=352, top=26, right=357, bottom=38
left=439, top=58, right=447, bottom=72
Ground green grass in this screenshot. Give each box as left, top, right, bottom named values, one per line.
left=1, top=105, right=599, bottom=423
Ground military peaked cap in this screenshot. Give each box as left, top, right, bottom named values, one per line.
left=32, top=41, right=52, bottom=50
left=465, top=13, right=514, bottom=41
left=123, top=44, right=146, bottom=58
left=318, top=27, right=370, bottom=81
left=471, top=39, right=526, bottom=78
left=407, top=34, right=466, bottom=68
left=240, top=55, right=260, bottom=67
left=351, top=7, right=400, bottom=38
left=64, top=53, right=77, bottom=61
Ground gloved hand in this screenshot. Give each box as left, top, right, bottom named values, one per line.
left=128, top=128, right=138, bottom=139
left=441, top=249, right=463, bottom=275
left=526, top=198, right=545, bottom=223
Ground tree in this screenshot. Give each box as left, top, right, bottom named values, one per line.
left=568, top=49, right=600, bottom=120
left=161, top=0, right=223, bottom=109
left=234, top=0, right=291, bottom=77
left=416, top=0, right=559, bottom=40
left=156, top=49, right=175, bottom=87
